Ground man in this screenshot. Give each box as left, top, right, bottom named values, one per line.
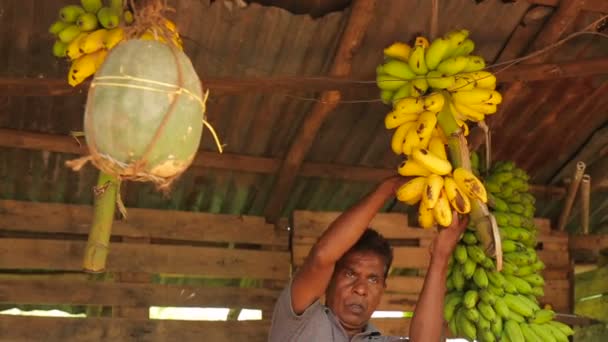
left=268, top=176, right=468, bottom=341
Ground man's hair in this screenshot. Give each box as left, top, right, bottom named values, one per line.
left=343, top=228, right=393, bottom=278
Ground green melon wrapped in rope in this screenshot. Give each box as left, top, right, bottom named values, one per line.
left=83, top=39, right=215, bottom=189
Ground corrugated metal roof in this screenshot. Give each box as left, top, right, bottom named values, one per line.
left=0, top=0, right=607, bottom=233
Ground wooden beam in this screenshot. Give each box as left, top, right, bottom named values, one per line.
left=0, top=316, right=271, bottom=342
left=0, top=128, right=572, bottom=195
left=0, top=199, right=288, bottom=247
left=528, top=0, right=608, bottom=13
left=3, top=57, right=608, bottom=96
left=0, top=278, right=280, bottom=311
left=570, top=234, right=608, bottom=263
left=481, top=0, right=586, bottom=139
left=0, top=238, right=290, bottom=280
left=263, top=0, right=377, bottom=223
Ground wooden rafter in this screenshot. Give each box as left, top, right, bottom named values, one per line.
left=3, top=57, right=608, bottom=96
left=263, top=0, right=378, bottom=223
left=477, top=0, right=587, bottom=138
left=0, top=128, right=574, bottom=196
left=528, top=0, right=608, bottom=13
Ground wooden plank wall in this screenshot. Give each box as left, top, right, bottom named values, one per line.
left=292, top=211, right=573, bottom=337
left=0, top=200, right=290, bottom=342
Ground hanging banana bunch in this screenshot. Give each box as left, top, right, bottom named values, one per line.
left=376, top=29, right=499, bottom=229
left=48, top=0, right=184, bottom=87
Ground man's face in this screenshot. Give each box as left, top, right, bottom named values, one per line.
left=326, top=251, right=386, bottom=331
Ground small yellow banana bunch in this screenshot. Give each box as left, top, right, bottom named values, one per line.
left=49, top=1, right=133, bottom=86
left=395, top=166, right=487, bottom=229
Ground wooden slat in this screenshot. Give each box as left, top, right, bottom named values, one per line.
left=0, top=279, right=279, bottom=311
left=0, top=316, right=270, bottom=342
left=370, top=318, right=410, bottom=337
left=0, top=239, right=289, bottom=281
left=376, top=293, right=418, bottom=311
left=292, top=210, right=434, bottom=240
left=0, top=129, right=574, bottom=193
left=0, top=199, right=288, bottom=248
left=492, top=57, right=608, bottom=82
left=570, top=234, right=608, bottom=263
left=534, top=218, right=553, bottom=233
left=538, top=250, right=571, bottom=269
left=575, top=265, right=608, bottom=301
left=540, top=279, right=572, bottom=312
left=386, top=276, right=425, bottom=294
left=263, top=0, right=378, bottom=223
left=292, top=244, right=430, bottom=270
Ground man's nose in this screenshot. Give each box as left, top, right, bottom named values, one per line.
left=352, top=279, right=368, bottom=296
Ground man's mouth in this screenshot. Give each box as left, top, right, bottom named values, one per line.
left=347, top=303, right=365, bottom=314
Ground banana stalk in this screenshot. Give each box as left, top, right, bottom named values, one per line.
left=438, top=91, right=498, bottom=262
left=83, top=171, right=119, bottom=272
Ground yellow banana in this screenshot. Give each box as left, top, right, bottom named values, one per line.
left=485, top=90, right=503, bottom=105
left=433, top=189, right=453, bottom=227
left=80, top=28, right=108, bottom=54
left=412, top=148, right=453, bottom=175
left=391, top=122, right=416, bottom=155
left=384, top=111, right=419, bottom=129
left=384, top=42, right=411, bottom=62
left=103, top=27, right=124, bottom=49
left=66, top=32, right=88, bottom=60
left=444, top=29, right=470, bottom=56
left=452, top=101, right=485, bottom=122
left=415, top=111, right=437, bottom=143
left=447, top=75, right=477, bottom=92
left=423, top=92, right=445, bottom=112
left=398, top=158, right=431, bottom=177
left=425, top=37, right=450, bottom=70
left=467, top=103, right=497, bottom=114
left=415, top=36, right=430, bottom=48
left=453, top=167, right=487, bottom=203
left=466, top=71, right=496, bottom=90
left=68, top=49, right=107, bottom=86
left=451, top=88, right=495, bottom=105
left=383, top=60, right=417, bottom=80
left=418, top=197, right=436, bottom=229
left=423, top=174, right=444, bottom=209
left=428, top=136, right=447, bottom=160
left=394, top=97, right=425, bottom=115
left=402, top=125, right=421, bottom=155
left=426, top=71, right=455, bottom=90
left=410, top=78, right=429, bottom=97
left=408, top=45, right=428, bottom=75
left=463, top=55, right=486, bottom=72
left=418, top=130, right=432, bottom=151
left=437, top=56, right=469, bottom=75
left=396, top=176, right=427, bottom=204
left=444, top=176, right=471, bottom=214
left=432, top=127, right=448, bottom=144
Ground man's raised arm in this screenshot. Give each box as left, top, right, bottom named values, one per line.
left=290, top=176, right=406, bottom=314
left=409, top=212, right=468, bottom=342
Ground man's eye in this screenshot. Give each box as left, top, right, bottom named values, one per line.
left=346, top=270, right=355, bottom=278
left=369, top=277, right=378, bottom=284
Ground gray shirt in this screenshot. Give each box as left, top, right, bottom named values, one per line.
left=268, top=281, right=409, bottom=341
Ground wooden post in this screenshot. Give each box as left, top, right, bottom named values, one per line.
left=112, top=236, right=152, bottom=319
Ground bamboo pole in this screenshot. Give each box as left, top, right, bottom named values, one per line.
left=557, top=161, right=586, bottom=231
left=580, top=174, right=591, bottom=234
left=83, top=171, right=119, bottom=273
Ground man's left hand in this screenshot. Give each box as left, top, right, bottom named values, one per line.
left=429, top=211, right=468, bottom=262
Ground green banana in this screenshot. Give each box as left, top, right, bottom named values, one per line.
left=467, top=245, right=487, bottom=264
left=380, top=89, right=395, bottom=104
left=81, top=0, right=104, bottom=13
left=58, top=25, right=82, bottom=43
left=462, top=231, right=478, bottom=245
left=464, top=307, right=481, bottom=322
left=530, top=286, right=545, bottom=297
left=462, top=55, right=486, bottom=72
left=463, top=258, right=477, bottom=279
left=408, top=45, right=428, bottom=75
left=444, top=292, right=463, bottom=321
left=505, top=275, right=533, bottom=294
left=391, top=83, right=411, bottom=103
left=76, top=12, right=99, bottom=31
left=479, top=289, right=496, bottom=305
left=382, top=60, right=417, bottom=80
left=520, top=323, right=543, bottom=342
left=501, top=261, right=518, bottom=275
left=505, top=320, right=525, bottom=342
left=377, top=74, right=408, bottom=90
left=476, top=315, right=491, bottom=331
left=501, top=240, right=526, bottom=253
left=97, top=7, right=120, bottom=29
left=491, top=315, right=503, bottom=339
left=545, top=323, right=569, bottom=342
left=504, top=294, right=534, bottom=317
left=477, top=301, right=497, bottom=322
left=529, top=323, right=557, bottom=342
left=508, top=310, right=526, bottom=323
left=49, top=20, right=69, bottom=35
left=513, top=265, right=534, bottom=277
left=449, top=38, right=475, bottom=58
left=457, top=310, right=478, bottom=341
left=425, top=37, right=450, bottom=70
left=487, top=284, right=505, bottom=296
left=464, top=290, right=479, bottom=308
left=452, top=264, right=465, bottom=290
left=60, top=5, right=86, bottom=23
left=487, top=271, right=506, bottom=288
left=531, top=309, right=554, bottom=324
left=437, top=56, right=469, bottom=75
left=494, top=297, right=511, bottom=319
left=473, top=268, right=489, bottom=288
left=426, top=71, right=455, bottom=89
left=547, top=320, right=574, bottom=336
left=52, top=40, right=68, bottom=57
left=479, top=328, right=496, bottom=342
